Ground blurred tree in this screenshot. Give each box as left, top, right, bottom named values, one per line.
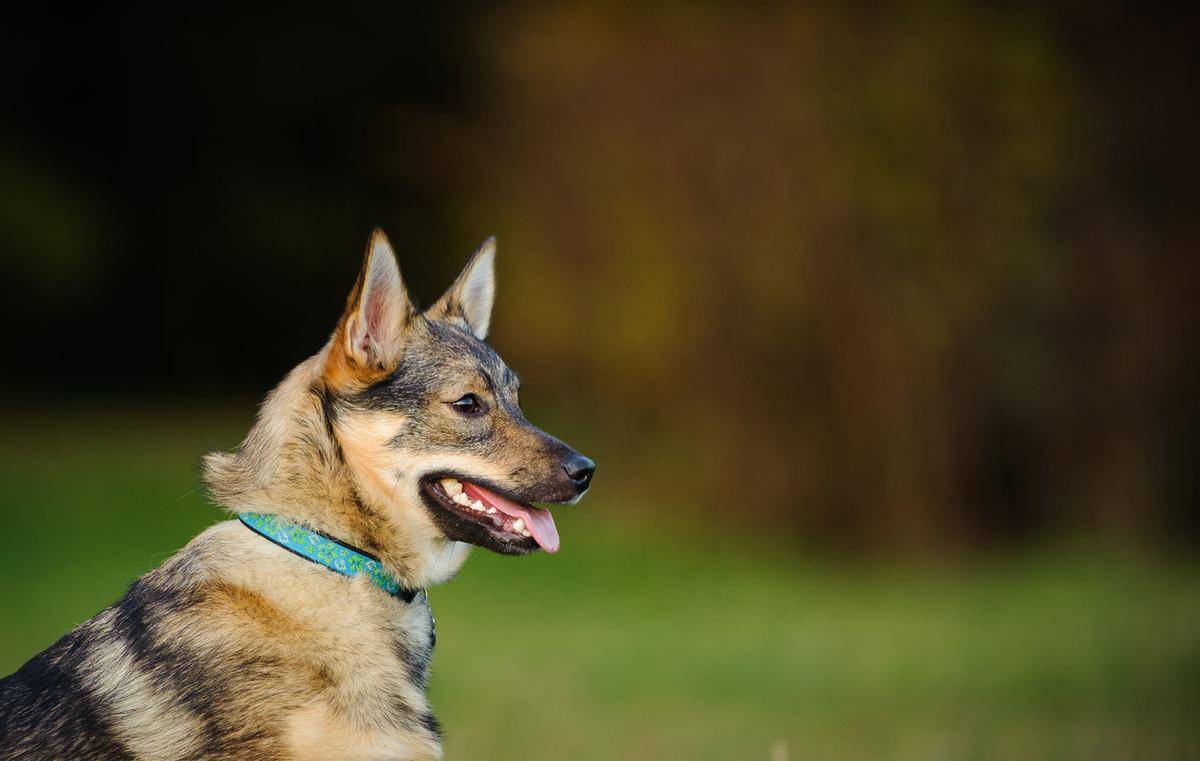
left=421, top=2, right=1198, bottom=550
left=1, top=2, right=1195, bottom=551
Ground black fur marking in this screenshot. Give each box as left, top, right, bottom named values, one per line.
left=420, top=711, right=442, bottom=740
left=313, top=382, right=343, bottom=461
left=393, top=637, right=430, bottom=691
left=345, top=484, right=391, bottom=558
left=0, top=629, right=134, bottom=759
left=110, top=580, right=184, bottom=661
left=107, top=580, right=284, bottom=759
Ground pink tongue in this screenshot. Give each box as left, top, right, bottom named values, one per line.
left=463, top=483, right=560, bottom=554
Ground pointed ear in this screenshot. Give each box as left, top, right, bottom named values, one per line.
left=332, top=229, right=414, bottom=379
left=426, top=237, right=496, bottom=339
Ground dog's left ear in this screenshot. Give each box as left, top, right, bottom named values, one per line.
left=426, top=237, right=496, bottom=340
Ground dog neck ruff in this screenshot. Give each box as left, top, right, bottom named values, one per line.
left=238, top=512, right=421, bottom=603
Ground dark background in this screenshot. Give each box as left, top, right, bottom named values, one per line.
left=2, top=6, right=1198, bottom=757
left=2, top=5, right=479, bottom=393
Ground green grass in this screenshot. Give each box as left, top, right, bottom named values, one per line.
left=1, top=409, right=1198, bottom=759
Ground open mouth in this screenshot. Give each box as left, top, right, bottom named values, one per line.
left=421, top=476, right=561, bottom=554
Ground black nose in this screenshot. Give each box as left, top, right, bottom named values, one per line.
left=563, top=453, right=596, bottom=492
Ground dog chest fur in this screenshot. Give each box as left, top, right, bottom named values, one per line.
left=1, top=522, right=442, bottom=760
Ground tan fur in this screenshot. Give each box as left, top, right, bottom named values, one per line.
left=203, top=345, right=473, bottom=590
left=87, top=640, right=208, bottom=759
left=284, top=701, right=441, bottom=761
left=124, top=522, right=441, bottom=759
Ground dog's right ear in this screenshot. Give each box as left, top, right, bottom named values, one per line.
left=326, top=229, right=415, bottom=386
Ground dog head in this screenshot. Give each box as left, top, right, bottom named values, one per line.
left=322, top=230, right=595, bottom=559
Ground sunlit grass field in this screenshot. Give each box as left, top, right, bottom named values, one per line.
left=1, top=409, right=1197, bottom=759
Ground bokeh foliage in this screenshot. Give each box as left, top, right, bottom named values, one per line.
left=422, top=4, right=1197, bottom=550
left=1, top=5, right=1195, bottom=546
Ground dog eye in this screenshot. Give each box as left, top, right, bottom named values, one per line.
left=450, top=393, right=484, bottom=416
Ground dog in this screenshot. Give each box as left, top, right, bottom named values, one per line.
left=0, top=230, right=595, bottom=760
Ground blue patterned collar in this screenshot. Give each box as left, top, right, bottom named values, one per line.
left=238, top=512, right=421, bottom=603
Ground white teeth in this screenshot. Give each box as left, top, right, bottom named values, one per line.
left=440, top=478, right=463, bottom=497
left=521, top=529, right=531, bottom=537
left=453, top=492, right=471, bottom=506
left=486, top=507, right=497, bottom=514
left=471, top=500, right=485, bottom=512
left=511, top=518, right=525, bottom=533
